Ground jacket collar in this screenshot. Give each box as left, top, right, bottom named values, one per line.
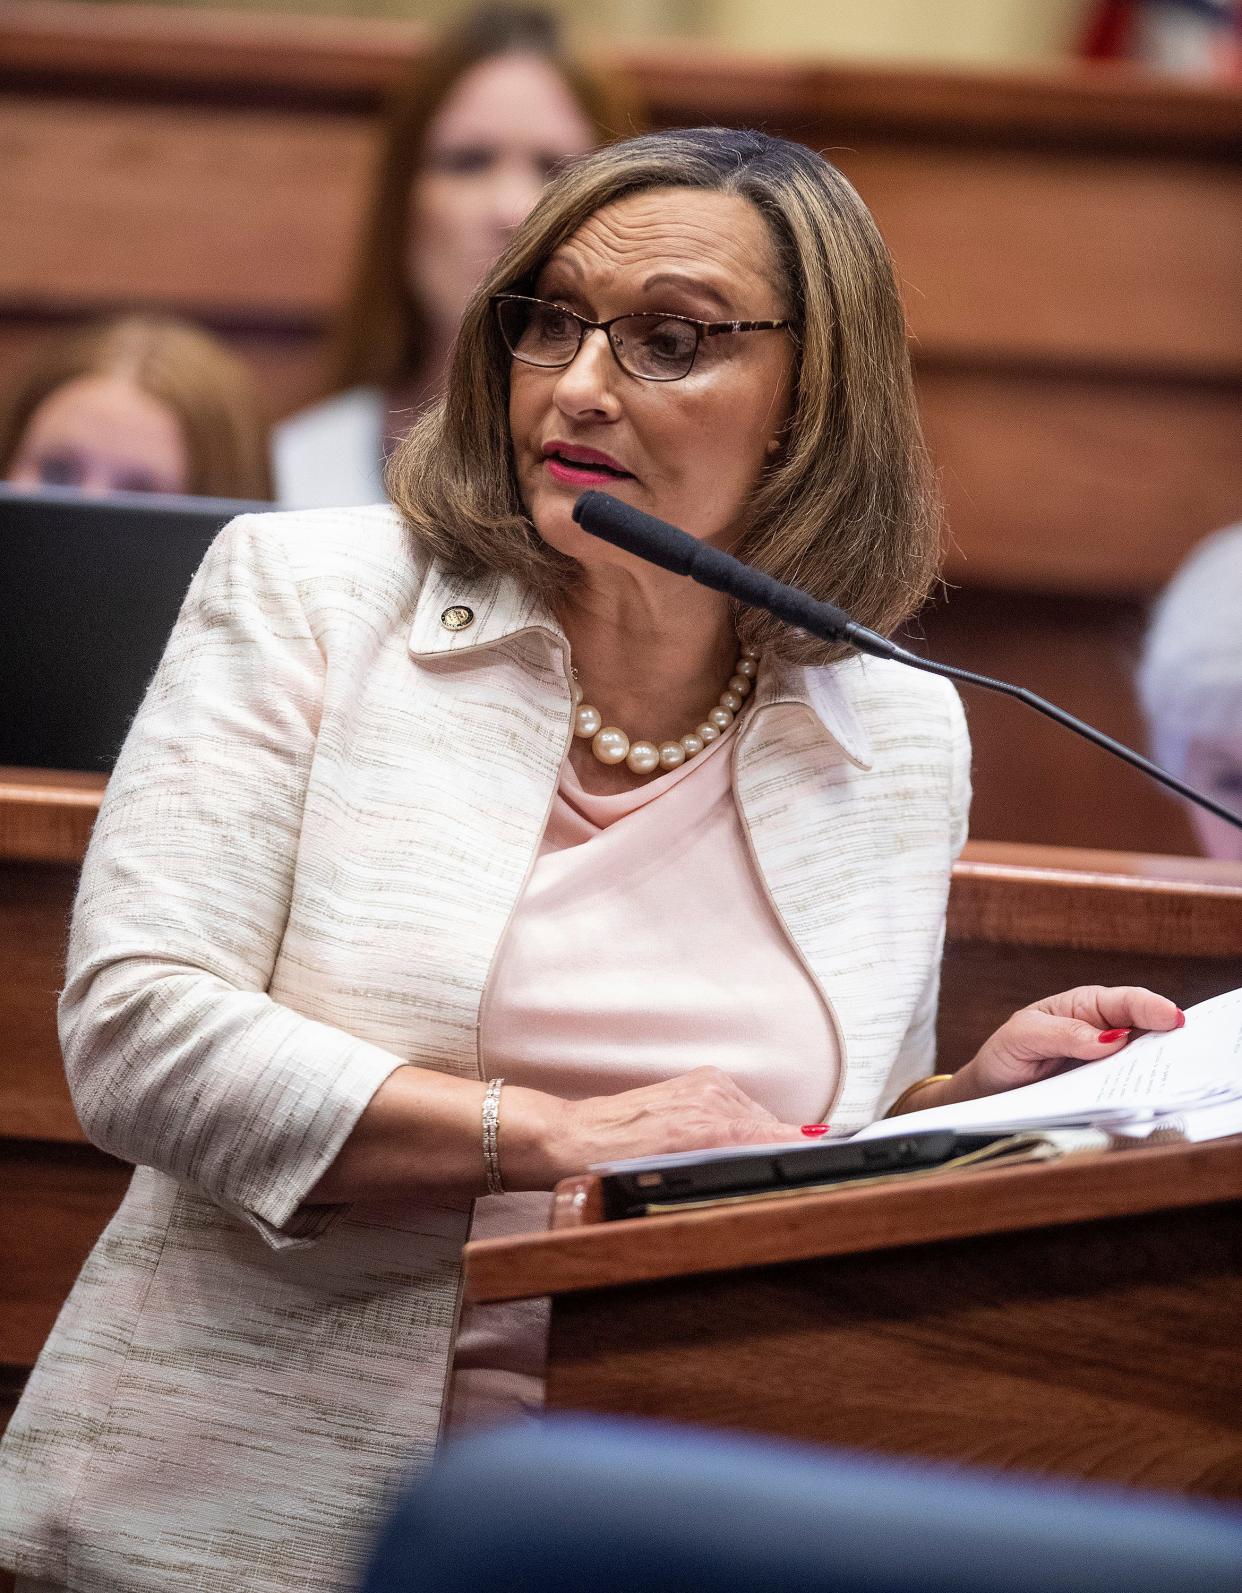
left=747, top=653, right=874, bottom=771
left=408, top=560, right=873, bottom=770
left=407, top=559, right=563, bottom=661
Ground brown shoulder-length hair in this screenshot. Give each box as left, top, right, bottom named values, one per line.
left=0, top=313, right=272, bottom=499
left=328, top=5, right=639, bottom=398
left=388, top=126, right=942, bottom=667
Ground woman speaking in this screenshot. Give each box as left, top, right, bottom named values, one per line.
left=0, top=127, right=1181, bottom=1593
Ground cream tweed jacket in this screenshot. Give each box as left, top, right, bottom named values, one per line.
left=0, top=505, right=970, bottom=1592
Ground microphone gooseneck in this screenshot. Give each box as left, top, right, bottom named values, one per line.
left=570, top=489, right=1242, bottom=835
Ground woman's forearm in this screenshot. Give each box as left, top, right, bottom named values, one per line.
left=307, top=1059, right=811, bottom=1206
left=306, top=1066, right=571, bottom=1204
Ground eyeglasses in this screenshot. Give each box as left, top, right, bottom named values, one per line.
left=491, top=293, right=797, bottom=383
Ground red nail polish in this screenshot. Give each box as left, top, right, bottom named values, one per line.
left=801, top=1124, right=830, bottom=1136
left=1097, top=1028, right=1131, bottom=1044
left=1175, top=1009, right=1186, bottom=1028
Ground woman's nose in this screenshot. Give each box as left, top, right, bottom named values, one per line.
left=553, top=329, right=621, bottom=418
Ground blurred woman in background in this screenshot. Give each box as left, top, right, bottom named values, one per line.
left=1138, top=523, right=1242, bottom=862
left=271, top=4, right=634, bottom=508
left=1, top=313, right=271, bottom=500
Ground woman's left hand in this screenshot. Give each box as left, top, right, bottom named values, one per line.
left=937, top=985, right=1185, bottom=1107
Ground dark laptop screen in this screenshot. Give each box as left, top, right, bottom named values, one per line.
left=0, top=484, right=269, bottom=771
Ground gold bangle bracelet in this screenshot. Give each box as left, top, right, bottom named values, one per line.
left=884, top=1073, right=953, bottom=1119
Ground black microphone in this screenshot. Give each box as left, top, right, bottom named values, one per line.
left=571, top=489, right=1242, bottom=835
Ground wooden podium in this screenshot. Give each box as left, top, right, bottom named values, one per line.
left=5, top=765, right=1242, bottom=1482
left=465, top=1138, right=1242, bottom=1502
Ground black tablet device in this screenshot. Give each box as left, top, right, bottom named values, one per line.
left=0, top=483, right=269, bottom=771
left=594, top=1129, right=1011, bottom=1219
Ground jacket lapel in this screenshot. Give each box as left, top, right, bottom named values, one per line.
left=735, top=658, right=931, bottom=1129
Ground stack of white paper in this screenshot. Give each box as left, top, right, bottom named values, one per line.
left=854, top=987, right=1242, bottom=1146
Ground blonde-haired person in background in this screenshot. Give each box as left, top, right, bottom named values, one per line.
left=1, top=127, right=1182, bottom=1593
left=272, top=3, right=634, bottom=508
left=1138, top=523, right=1242, bottom=862
left=1, top=313, right=271, bottom=500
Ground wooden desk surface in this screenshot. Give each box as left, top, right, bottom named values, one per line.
left=951, top=839, right=1242, bottom=954
left=464, top=1137, right=1242, bottom=1304
left=6, top=3, right=1240, bottom=149
left=470, top=1136, right=1242, bottom=1500
left=526, top=1141, right=1242, bottom=1499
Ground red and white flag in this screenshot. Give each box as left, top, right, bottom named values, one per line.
left=1081, top=0, right=1242, bottom=73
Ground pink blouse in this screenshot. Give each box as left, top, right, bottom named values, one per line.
left=444, top=719, right=840, bottom=1436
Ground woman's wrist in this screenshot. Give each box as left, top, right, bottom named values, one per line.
left=306, top=1067, right=574, bottom=1204
left=921, top=1061, right=995, bottom=1110
left=886, top=1068, right=978, bottom=1115
left=484, top=1082, right=574, bottom=1191
left=886, top=1073, right=951, bottom=1116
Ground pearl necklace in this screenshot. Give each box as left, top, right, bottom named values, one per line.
left=572, top=647, right=758, bottom=776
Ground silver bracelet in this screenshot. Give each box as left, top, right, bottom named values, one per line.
left=482, top=1077, right=505, bottom=1196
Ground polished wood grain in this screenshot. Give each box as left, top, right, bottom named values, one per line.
left=543, top=1195, right=1241, bottom=1498
left=0, top=771, right=104, bottom=1147
left=941, top=839, right=1242, bottom=1067
left=474, top=1140, right=1242, bottom=1498
left=919, top=376, right=1242, bottom=596
left=0, top=7, right=1236, bottom=435
left=2, top=98, right=1237, bottom=383
left=551, top=1175, right=605, bottom=1231
left=949, top=840, right=1242, bottom=952
left=0, top=864, right=82, bottom=1143
left=0, top=766, right=105, bottom=866
left=910, top=589, right=1202, bottom=857
left=0, top=96, right=372, bottom=325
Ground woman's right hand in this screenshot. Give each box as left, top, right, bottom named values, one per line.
left=544, top=1067, right=808, bottom=1181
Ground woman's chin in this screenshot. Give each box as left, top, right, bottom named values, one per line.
left=530, top=506, right=594, bottom=565
left=527, top=482, right=612, bottom=559
left=531, top=503, right=655, bottom=576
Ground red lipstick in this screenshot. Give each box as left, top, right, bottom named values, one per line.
left=542, top=440, right=634, bottom=486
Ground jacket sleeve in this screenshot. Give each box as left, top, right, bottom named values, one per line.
left=877, top=684, right=972, bottom=1109
left=58, top=515, right=408, bottom=1248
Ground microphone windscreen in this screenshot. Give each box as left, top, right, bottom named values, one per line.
left=572, top=489, right=856, bottom=642
left=572, top=492, right=697, bottom=576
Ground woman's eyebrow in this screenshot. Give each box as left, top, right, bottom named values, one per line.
left=539, top=250, right=582, bottom=282
left=641, top=271, right=733, bottom=314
